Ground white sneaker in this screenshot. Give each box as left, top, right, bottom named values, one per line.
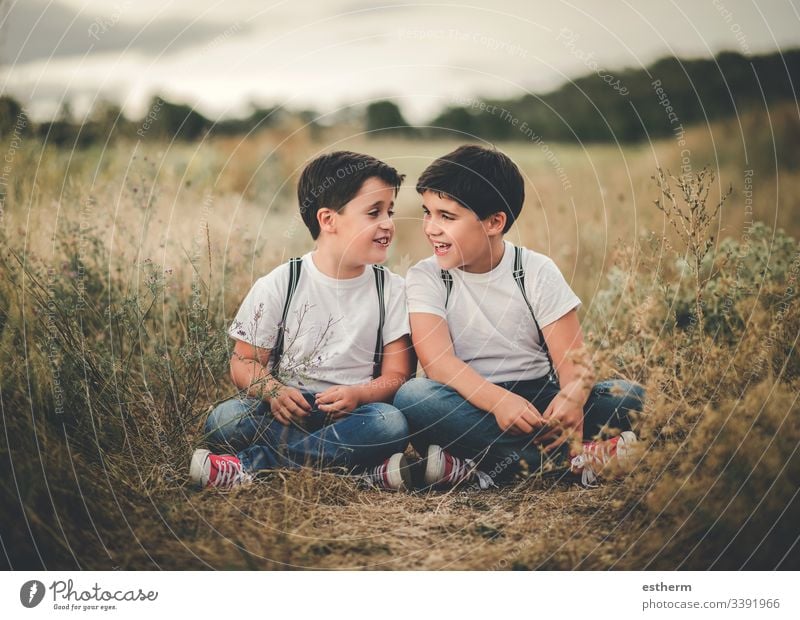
left=189, top=448, right=253, bottom=490
left=424, top=445, right=496, bottom=490
left=359, top=453, right=412, bottom=491
left=570, top=431, right=638, bottom=487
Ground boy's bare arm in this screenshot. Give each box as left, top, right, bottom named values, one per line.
left=536, top=309, right=594, bottom=451
left=229, top=339, right=310, bottom=424
left=356, top=335, right=414, bottom=402
left=315, top=336, right=414, bottom=416
left=229, top=339, right=279, bottom=397
left=542, top=309, right=594, bottom=400
left=410, top=313, right=544, bottom=434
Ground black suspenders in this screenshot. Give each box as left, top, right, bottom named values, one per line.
left=511, top=246, right=555, bottom=378
left=440, top=269, right=453, bottom=307
left=371, top=265, right=386, bottom=380
left=271, top=258, right=386, bottom=379
left=271, top=257, right=303, bottom=373
left=439, top=246, right=556, bottom=378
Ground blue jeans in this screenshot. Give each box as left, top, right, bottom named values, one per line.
left=203, top=392, right=409, bottom=473
left=393, top=376, right=645, bottom=479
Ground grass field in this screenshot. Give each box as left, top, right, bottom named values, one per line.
left=1, top=104, right=798, bottom=569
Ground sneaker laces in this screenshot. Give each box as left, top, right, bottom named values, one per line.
left=570, top=441, right=615, bottom=487
left=446, top=455, right=497, bottom=490
left=212, top=456, right=250, bottom=488
left=472, top=468, right=496, bottom=491
left=360, top=462, right=388, bottom=488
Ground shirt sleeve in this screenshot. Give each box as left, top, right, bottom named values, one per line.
left=528, top=257, right=582, bottom=328
left=382, top=272, right=410, bottom=345
left=406, top=261, right=447, bottom=318
left=227, top=266, right=288, bottom=350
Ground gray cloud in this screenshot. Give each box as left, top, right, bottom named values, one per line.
left=0, top=0, right=251, bottom=66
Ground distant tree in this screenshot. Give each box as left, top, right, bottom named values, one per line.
left=85, top=100, right=130, bottom=143
left=140, top=96, right=211, bottom=141
left=429, top=106, right=476, bottom=137
left=37, top=101, right=80, bottom=147
left=245, top=105, right=282, bottom=129
left=0, top=95, right=31, bottom=140
left=212, top=104, right=284, bottom=136
left=365, top=100, right=414, bottom=136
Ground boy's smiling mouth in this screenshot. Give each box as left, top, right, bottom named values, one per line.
left=373, top=235, right=391, bottom=248
left=431, top=240, right=452, bottom=256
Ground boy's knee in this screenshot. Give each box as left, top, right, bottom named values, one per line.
left=394, top=377, right=444, bottom=410
left=357, top=403, right=409, bottom=450
left=204, top=397, right=259, bottom=440
left=619, top=381, right=646, bottom=410
left=632, top=383, right=646, bottom=405
left=593, top=380, right=646, bottom=412
left=364, top=403, right=408, bottom=434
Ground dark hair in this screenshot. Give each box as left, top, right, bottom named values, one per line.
left=415, top=145, right=524, bottom=233
left=297, top=151, right=405, bottom=239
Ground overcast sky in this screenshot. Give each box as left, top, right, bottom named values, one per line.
left=2, top=0, right=799, bottom=121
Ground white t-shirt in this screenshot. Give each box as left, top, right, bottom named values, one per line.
left=406, top=240, right=581, bottom=383
left=229, top=253, right=409, bottom=393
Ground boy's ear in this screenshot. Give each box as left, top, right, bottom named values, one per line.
left=317, top=208, right=336, bottom=234
left=483, top=211, right=507, bottom=236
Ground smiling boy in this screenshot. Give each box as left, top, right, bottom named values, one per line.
left=190, top=151, right=414, bottom=491
left=394, top=145, right=644, bottom=488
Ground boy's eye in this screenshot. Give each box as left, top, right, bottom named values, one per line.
left=388, top=210, right=395, bottom=217
left=422, top=206, right=452, bottom=221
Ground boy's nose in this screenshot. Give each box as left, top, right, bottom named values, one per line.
left=423, top=219, right=441, bottom=237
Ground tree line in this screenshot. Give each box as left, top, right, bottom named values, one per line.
left=1, top=49, right=798, bottom=147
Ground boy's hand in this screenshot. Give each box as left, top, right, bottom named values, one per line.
left=268, top=386, right=311, bottom=426
left=537, top=393, right=585, bottom=453
left=315, top=386, right=361, bottom=419
left=491, top=392, right=545, bottom=435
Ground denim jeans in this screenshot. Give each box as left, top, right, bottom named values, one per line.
left=203, top=392, right=409, bottom=473
left=393, top=376, right=645, bottom=478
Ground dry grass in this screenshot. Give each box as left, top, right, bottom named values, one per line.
left=1, top=105, right=798, bottom=569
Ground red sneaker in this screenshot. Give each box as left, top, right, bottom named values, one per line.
left=424, top=445, right=496, bottom=490
left=570, top=431, right=638, bottom=486
left=190, top=449, right=253, bottom=490
left=359, top=453, right=412, bottom=491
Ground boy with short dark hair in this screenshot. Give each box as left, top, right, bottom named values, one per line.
left=191, top=151, right=414, bottom=491
left=394, top=145, right=644, bottom=488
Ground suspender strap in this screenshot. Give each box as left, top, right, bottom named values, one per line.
left=512, top=245, right=555, bottom=377
left=437, top=247, right=555, bottom=378
left=440, top=269, right=453, bottom=308
left=372, top=265, right=386, bottom=379
left=271, top=258, right=386, bottom=379
left=271, top=257, right=302, bottom=372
